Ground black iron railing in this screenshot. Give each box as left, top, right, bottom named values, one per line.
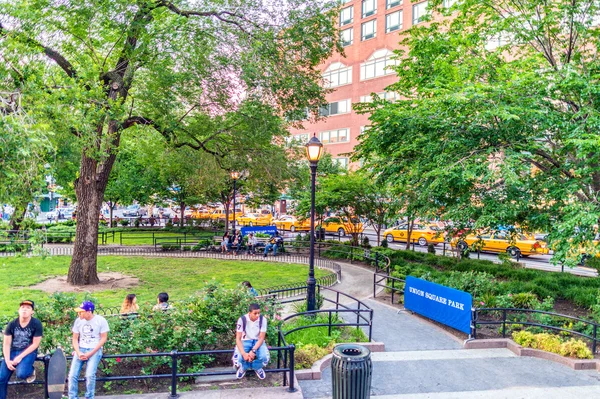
left=373, top=273, right=404, bottom=303
left=3, top=346, right=296, bottom=398
left=471, top=307, right=600, bottom=353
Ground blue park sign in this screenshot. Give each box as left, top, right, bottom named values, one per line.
left=404, top=276, right=473, bottom=334
left=240, top=226, right=277, bottom=237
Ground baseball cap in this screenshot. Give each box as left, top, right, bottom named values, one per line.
left=19, top=300, right=35, bottom=310
left=74, top=301, right=95, bottom=313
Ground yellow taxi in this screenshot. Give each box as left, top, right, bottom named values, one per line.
left=383, top=223, right=445, bottom=246
left=209, top=209, right=239, bottom=221
left=236, top=212, right=272, bottom=226
left=455, top=231, right=549, bottom=257
left=272, top=215, right=311, bottom=232
left=317, top=216, right=364, bottom=236
left=192, top=208, right=211, bottom=219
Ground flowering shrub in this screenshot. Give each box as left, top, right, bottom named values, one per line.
left=6, top=283, right=281, bottom=375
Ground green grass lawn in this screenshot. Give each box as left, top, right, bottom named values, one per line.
left=0, top=256, right=328, bottom=316
left=99, top=231, right=214, bottom=246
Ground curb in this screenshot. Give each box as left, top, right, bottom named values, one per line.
left=464, top=338, right=600, bottom=371
left=295, top=341, right=385, bottom=381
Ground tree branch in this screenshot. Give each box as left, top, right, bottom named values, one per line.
left=0, top=22, right=78, bottom=78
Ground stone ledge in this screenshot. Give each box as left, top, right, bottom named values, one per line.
left=295, top=341, right=385, bottom=381
left=464, top=338, right=599, bottom=371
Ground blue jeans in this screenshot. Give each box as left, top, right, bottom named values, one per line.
left=0, top=348, right=37, bottom=399
left=239, top=340, right=269, bottom=371
left=264, top=243, right=278, bottom=256
left=68, top=347, right=102, bottom=399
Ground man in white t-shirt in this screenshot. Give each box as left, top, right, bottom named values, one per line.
left=68, top=301, right=110, bottom=399
left=234, top=303, right=269, bottom=380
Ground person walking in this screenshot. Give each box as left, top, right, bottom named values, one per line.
left=68, top=301, right=109, bottom=399
left=0, top=300, right=42, bottom=399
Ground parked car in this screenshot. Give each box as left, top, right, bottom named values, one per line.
left=455, top=231, right=549, bottom=257
left=317, top=216, right=364, bottom=236
left=272, top=215, right=310, bottom=232
left=192, top=208, right=211, bottom=219
left=210, top=209, right=240, bottom=221
left=383, top=223, right=445, bottom=246
left=237, top=212, right=272, bottom=226
left=123, top=204, right=147, bottom=217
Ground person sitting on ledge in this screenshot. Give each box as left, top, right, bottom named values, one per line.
left=233, top=303, right=269, bottom=380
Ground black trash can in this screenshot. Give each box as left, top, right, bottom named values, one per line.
left=317, top=227, right=325, bottom=241
left=331, top=344, right=372, bottom=399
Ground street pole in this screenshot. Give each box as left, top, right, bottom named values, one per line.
left=232, top=178, right=237, bottom=234
left=307, top=161, right=318, bottom=312
left=305, top=134, right=323, bottom=312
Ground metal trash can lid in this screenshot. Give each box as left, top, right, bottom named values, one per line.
left=333, top=344, right=371, bottom=362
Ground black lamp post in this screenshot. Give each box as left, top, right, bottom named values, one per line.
left=305, top=134, right=324, bottom=312
left=231, top=171, right=240, bottom=233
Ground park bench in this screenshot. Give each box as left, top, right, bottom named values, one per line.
left=211, top=236, right=283, bottom=253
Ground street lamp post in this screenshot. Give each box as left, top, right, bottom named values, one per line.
left=305, top=134, right=324, bottom=312
left=231, top=171, right=240, bottom=233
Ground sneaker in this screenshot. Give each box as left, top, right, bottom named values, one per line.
left=236, top=367, right=247, bottom=379
left=255, top=368, right=266, bottom=380
left=26, top=370, right=36, bottom=383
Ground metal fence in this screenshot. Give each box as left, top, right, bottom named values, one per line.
left=471, top=307, right=600, bottom=353
left=373, top=273, right=404, bottom=303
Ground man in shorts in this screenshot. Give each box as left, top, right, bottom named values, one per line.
left=0, top=300, right=43, bottom=399
left=68, top=301, right=109, bottom=399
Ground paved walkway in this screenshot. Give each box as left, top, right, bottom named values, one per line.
left=89, top=257, right=600, bottom=399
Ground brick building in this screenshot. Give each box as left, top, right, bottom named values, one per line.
left=290, top=0, right=446, bottom=168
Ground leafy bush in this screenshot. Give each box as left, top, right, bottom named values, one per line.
left=512, top=331, right=593, bottom=359
left=560, top=339, right=594, bottom=359
left=381, top=239, right=388, bottom=248
left=24, top=284, right=281, bottom=374
left=427, top=244, right=436, bottom=254
left=161, top=244, right=180, bottom=251
left=361, top=236, right=371, bottom=248
left=294, top=343, right=331, bottom=369
left=512, top=292, right=539, bottom=309
left=440, top=271, right=496, bottom=298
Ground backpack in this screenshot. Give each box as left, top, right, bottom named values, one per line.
left=241, top=314, right=263, bottom=337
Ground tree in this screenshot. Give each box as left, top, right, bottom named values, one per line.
left=0, top=91, right=52, bottom=232
left=0, top=0, right=341, bottom=284
left=355, top=0, right=600, bottom=265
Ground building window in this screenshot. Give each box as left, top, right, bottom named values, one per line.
left=360, top=91, right=399, bottom=102
left=386, top=10, right=402, bottom=33
left=340, top=6, right=353, bottom=26
left=360, top=49, right=398, bottom=80
left=412, top=1, right=429, bottom=25
left=443, top=0, right=457, bottom=8
left=319, top=99, right=351, bottom=117
left=320, top=128, right=350, bottom=144
left=386, top=0, right=402, bottom=9
left=484, top=33, right=512, bottom=51
left=334, top=158, right=349, bottom=169
left=340, top=27, right=353, bottom=47
left=361, top=19, right=377, bottom=41
left=322, top=62, right=352, bottom=88
left=362, top=0, right=377, bottom=18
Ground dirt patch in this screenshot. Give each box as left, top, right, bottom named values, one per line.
left=27, top=272, right=139, bottom=293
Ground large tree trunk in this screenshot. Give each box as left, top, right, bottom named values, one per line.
left=8, top=201, right=27, bottom=234
left=68, top=149, right=115, bottom=285
left=180, top=201, right=185, bottom=227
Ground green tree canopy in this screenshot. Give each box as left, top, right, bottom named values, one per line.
left=356, top=0, right=600, bottom=265
left=0, top=0, right=342, bottom=283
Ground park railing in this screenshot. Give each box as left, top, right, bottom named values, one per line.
left=471, top=307, right=600, bottom=353
left=277, top=285, right=374, bottom=342
left=3, top=346, right=297, bottom=398
left=373, top=273, right=405, bottom=303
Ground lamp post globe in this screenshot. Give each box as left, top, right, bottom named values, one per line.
left=305, top=134, right=323, bottom=312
